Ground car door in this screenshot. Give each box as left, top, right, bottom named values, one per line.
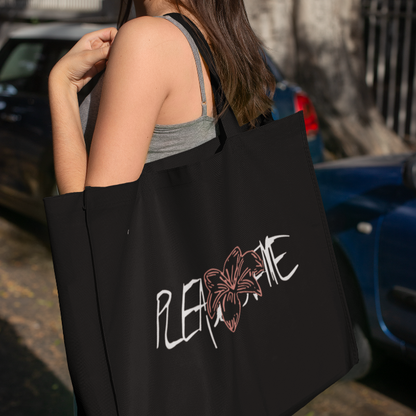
left=0, top=40, right=32, bottom=196
left=0, top=39, right=73, bottom=200
left=378, top=191, right=416, bottom=347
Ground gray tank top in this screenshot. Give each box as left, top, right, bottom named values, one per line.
left=79, top=15, right=217, bottom=164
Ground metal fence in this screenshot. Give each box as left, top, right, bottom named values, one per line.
left=362, top=0, right=416, bottom=143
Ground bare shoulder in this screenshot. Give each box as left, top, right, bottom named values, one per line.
left=106, top=15, right=200, bottom=97
left=113, top=16, right=190, bottom=55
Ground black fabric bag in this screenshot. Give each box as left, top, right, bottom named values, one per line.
left=44, top=13, right=358, bottom=416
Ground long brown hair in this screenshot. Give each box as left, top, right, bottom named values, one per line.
left=117, top=0, right=275, bottom=126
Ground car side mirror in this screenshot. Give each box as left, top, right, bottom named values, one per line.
left=403, top=153, right=416, bottom=190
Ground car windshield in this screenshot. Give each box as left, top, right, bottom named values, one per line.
left=0, top=39, right=72, bottom=97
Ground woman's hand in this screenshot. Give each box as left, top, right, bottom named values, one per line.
left=48, top=27, right=117, bottom=195
left=50, top=27, right=118, bottom=93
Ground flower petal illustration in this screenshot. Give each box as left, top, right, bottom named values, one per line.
left=240, top=250, right=264, bottom=278
left=204, top=268, right=231, bottom=319
left=236, top=273, right=262, bottom=296
left=222, top=247, right=242, bottom=289
left=204, top=246, right=265, bottom=332
left=221, top=291, right=241, bottom=333
left=236, top=250, right=264, bottom=296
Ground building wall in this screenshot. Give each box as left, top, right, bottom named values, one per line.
left=0, top=0, right=124, bottom=48
left=0, top=0, right=119, bottom=21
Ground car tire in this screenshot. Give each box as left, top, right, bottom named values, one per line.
left=341, top=322, right=373, bottom=380
left=51, top=181, right=59, bottom=196
left=334, top=244, right=384, bottom=380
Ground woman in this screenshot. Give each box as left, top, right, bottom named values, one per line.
left=46, top=2, right=360, bottom=415
left=49, top=1, right=275, bottom=414
left=48, top=0, right=274, bottom=195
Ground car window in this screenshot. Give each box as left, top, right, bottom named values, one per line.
left=0, top=39, right=75, bottom=98
left=0, top=42, right=43, bottom=81
left=0, top=41, right=46, bottom=96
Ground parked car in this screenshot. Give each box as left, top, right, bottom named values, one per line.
left=0, top=22, right=324, bottom=222
left=315, top=152, right=416, bottom=379
left=265, top=53, right=324, bottom=165
left=0, top=22, right=117, bottom=222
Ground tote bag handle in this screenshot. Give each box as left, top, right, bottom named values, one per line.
left=164, top=13, right=244, bottom=141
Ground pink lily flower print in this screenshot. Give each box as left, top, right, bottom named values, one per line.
left=204, top=247, right=264, bottom=332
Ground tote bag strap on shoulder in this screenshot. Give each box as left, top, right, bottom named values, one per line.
left=163, top=13, right=243, bottom=140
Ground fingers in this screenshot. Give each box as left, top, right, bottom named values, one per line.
left=80, top=27, right=118, bottom=51
left=94, top=59, right=107, bottom=74
left=72, top=45, right=110, bottom=83
left=79, top=60, right=106, bottom=89
left=87, top=27, right=118, bottom=44
left=84, top=44, right=111, bottom=64
left=59, top=45, right=110, bottom=91
left=96, top=27, right=118, bottom=45
left=50, top=27, right=117, bottom=92
left=67, top=27, right=117, bottom=57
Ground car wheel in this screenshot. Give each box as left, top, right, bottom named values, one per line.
left=334, top=245, right=384, bottom=380
left=51, top=181, right=59, bottom=196
left=341, top=322, right=373, bottom=380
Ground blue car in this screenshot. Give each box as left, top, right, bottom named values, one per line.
left=315, top=153, right=416, bottom=379
left=266, top=54, right=324, bottom=164
left=0, top=22, right=324, bottom=222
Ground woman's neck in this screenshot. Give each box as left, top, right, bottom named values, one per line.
left=134, top=0, right=180, bottom=18
left=133, top=1, right=210, bottom=45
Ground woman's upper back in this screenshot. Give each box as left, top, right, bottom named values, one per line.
left=84, top=15, right=217, bottom=188
left=80, top=15, right=217, bottom=163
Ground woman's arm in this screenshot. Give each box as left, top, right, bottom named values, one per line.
left=51, top=17, right=194, bottom=193
left=49, top=76, right=87, bottom=195
left=84, top=17, right=175, bottom=188
left=49, top=27, right=117, bottom=194
left=51, top=17, right=181, bottom=194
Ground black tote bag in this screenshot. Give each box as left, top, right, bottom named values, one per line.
left=44, top=13, right=358, bottom=416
